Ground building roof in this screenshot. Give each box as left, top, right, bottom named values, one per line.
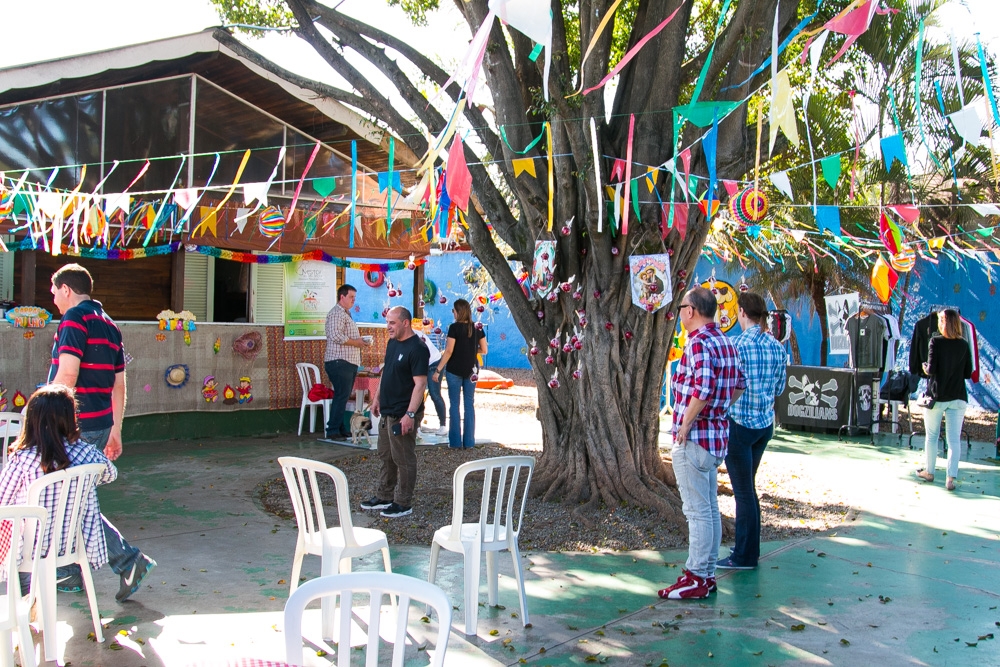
left=0, top=28, right=418, bottom=177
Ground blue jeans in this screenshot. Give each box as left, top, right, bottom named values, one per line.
left=923, top=399, right=967, bottom=479
left=56, top=429, right=143, bottom=581
left=724, top=420, right=773, bottom=566
left=426, top=361, right=446, bottom=426
left=324, top=359, right=358, bottom=437
left=672, top=439, right=723, bottom=578
left=445, top=371, right=476, bottom=449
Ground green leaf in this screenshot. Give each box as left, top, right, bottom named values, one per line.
left=790, top=624, right=806, bottom=631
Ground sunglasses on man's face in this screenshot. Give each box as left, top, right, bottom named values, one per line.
left=678, top=304, right=693, bottom=313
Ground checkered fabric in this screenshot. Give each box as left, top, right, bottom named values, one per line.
left=729, top=325, right=788, bottom=429
left=671, top=322, right=746, bottom=457
left=0, top=440, right=116, bottom=570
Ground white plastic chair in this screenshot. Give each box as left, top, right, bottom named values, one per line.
left=278, top=457, right=392, bottom=633
left=0, top=412, right=23, bottom=469
left=428, top=455, right=534, bottom=635
left=295, top=363, right=331, bottom=436
left=22, top=463, right=107, bottom=659
left=0, top=505, right=46, bottom=667
left=284, top=572, right=451, bottom=667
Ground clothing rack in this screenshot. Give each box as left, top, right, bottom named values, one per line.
left=839, top=301, right=891, bottom=440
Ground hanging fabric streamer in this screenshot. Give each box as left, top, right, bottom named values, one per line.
left=568, top=0, right=625, bottom=97
left=703, top=114, right=718, bottom=220
left=621, top=114, right=635, bottom=235
left=546, top=121, right=554, bottom=232
left=689, top=0, right=734, bottom=105
left=581, top=0, right=688, bottom=96
left=349, top=141, right=358, bottom=249
left=500, top=123, right=547, bottom=155
left=238, top=146, right=287, bottom=226
left=934, top=80, right=963, bottom=199
left=285, top=143, right=320, bottom=225
left=142, top=156, right=186, bottom=247
left=446, top=134, right=472, bottom=213
left=590, top=117, right=603, bottom=233
left=177, top=154, right=219, bottom=233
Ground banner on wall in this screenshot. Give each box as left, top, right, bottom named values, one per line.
left=283, top=260, right=339, bottom=339
left=824, top=292, right=859, bottom=355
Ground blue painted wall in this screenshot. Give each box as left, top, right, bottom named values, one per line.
left=344, top=251, right=1000, bottom=410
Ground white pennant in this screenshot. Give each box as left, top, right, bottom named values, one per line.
left=769, top=170, right=794, bottom=200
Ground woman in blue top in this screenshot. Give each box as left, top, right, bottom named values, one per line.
left=433, top=299, right=487, bottom=449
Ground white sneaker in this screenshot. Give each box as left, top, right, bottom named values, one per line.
left=419, top=424, right=436, bottom=433
left=435, top=425, right=448, bottom=436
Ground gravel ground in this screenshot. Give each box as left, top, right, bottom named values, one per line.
left=258, top=369, right=861, bottom=552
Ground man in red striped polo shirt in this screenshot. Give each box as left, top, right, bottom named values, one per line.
left=48, top=263, right=155, bottom=603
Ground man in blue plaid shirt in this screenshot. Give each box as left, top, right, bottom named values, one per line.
left=718, top=292, right=787, bottom=570
left=659, top=287, right=745, bottom=601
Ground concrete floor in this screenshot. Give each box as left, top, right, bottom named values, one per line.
left=13, top=426, right=1000, bottom=666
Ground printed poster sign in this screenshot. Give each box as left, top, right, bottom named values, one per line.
left=824, top=292, right=859, bottom=355
left=629, top=254, right=672, bottom=312
left=284, top=260, right=338, bottom=339
left=532, top=241, right=557, bottom=297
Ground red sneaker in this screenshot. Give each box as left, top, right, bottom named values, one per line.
left=706, top=575, right=717, bottom=592
left=658, top=570, right=711, bottom=600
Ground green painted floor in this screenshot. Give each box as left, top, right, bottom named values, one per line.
left=24, top=428, right=1000, bottom=666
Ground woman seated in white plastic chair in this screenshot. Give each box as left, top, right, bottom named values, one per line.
left=0, top=384, right=117, bottom=592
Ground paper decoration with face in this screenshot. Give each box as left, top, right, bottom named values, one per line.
left=532, top=240, right=557, bottom=297
left=629, top=254, right=672, bottom=313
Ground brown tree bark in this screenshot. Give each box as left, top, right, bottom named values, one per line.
left=224, top=0, right=799, bottom=525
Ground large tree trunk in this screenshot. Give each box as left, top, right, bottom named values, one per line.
left=225, top=0, right=797, bottom=525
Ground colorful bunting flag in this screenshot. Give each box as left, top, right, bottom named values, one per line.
left=879, top=212, right=902, bottom=255
left=821, top=155, right=841, bottom=189
left=880, top=134, right=907, bottom=172
left=816, top=206, right=841, bottom=236
left=512, top=158, right=537, bottom=178
left=769, top=171, right=794, bottom=200
left=446, top=135, right=472, bottom=213
left=870, top=253, right=898, bottom=303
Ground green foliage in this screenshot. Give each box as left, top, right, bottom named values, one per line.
left=386, top=0, right=439, bottom=27
left=210, top=0, right=294, bottom=32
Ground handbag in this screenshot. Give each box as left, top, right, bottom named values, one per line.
left=916, top=394, right=936, bottom=409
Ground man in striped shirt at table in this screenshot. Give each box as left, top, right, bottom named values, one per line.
left=48, top=263, right=156, bottom=602
left=718, top=292, right=787, bottom=571
left=659, top=286, right=745, bottom=601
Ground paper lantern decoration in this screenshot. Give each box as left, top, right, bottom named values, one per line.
left=698, top=199, right=720, bottom=217
left=0, top=188, right=13, bottom=217
left=259, top=206, right=286, bottom=238
left=729, top=187, right=769, bottom=225
left=889, top=247, right=916, bottom=273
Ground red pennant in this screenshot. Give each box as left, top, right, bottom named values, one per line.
left=672, top=203, right=689, bottom=240
left=610, top=159, right=627, bottom=183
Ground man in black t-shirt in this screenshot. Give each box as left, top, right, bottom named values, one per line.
left=360, top=306, right=429, bottom=518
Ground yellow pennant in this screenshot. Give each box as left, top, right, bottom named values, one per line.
left=645, top=167, right=659, bottom=193
left=192, top=149, right=251, bottom=236
left=926, top=236, right=946, bottom=256
left=195, top=207, right=218, bottom=238
left=512, top=157, right=537, bottom=178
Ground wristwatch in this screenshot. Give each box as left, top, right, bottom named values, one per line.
left=405, top=411, right=416, bottom=419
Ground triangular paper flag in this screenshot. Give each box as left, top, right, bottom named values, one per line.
left=820, top=155, right=841, bottom=189
left=968, top=203, right=1000, bottom=217
left=195, top=206, right=218, bottom=238
left=106, top=193, right=130, bottom=216
left=446, top=135, right=472, bottom=212
left=769, top=171, right=794, bottom=200
left=722, top=180, right=739, bottom=197
left=871, top=254, right=898, bottom=303
left=610, top=159, right=626, bottom=182
left=242, top=183, right=269, bottom=208
left=512, top=157, right=537, bottom=178
left=880, top=134, right=907, bottom=171
left=645, top=167, right=659, bottom=193
left=927, top=236, right=946, bottom=256
left=816, top=206, right=841, bottom=236
left=235, top=208, right=251, bottom=234
left=489, top=0, right=552, bottom=100
left=377, top=172, right=402, bottom=195
left=174, top=188, right=199, bottom=211
left=769, top=70, right=800, bottom=154
left=888, top=205, right=920, bottom=225
left=672, top=203, right=689, bottom=240
left=948, top=103, right=984, bottom=146
left=679, top=148, right=692, bottom=194
left=879, top=212, right=902, bottom=255
left=313, top=177, right=338, bottom=198
left=789, top=229, right=807, bottom=243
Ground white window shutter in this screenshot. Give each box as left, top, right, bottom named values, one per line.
left=0, top=236, right=13, bottom=301
left=251, top=259, right=284, bottom=324
left=183, top=252, right=214, bottom=321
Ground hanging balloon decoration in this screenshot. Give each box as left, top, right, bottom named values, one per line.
left=889, top=247, right=916, bottom=273
left=728, top=187, right=769, bottom=226
left=258, top=206, right=286, bottom=238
